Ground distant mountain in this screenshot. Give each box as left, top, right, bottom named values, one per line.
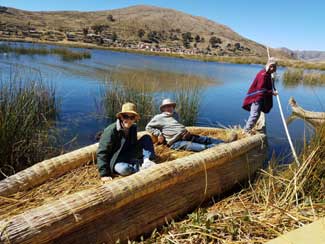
left=277, top=48, right=325, bottom=62
left=0, top=5, right=292, bottom=59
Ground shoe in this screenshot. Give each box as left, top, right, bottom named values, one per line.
left=140, top=158, right=156, bottom=170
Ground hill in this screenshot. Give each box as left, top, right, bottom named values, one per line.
left=0, top=5, right=291, bottom=59
left=278, top=47, right=325, bottom=62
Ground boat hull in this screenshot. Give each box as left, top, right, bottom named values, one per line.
left=0, top=132, right=266, bottom=244
left=289, top=97, right=325, bottom=126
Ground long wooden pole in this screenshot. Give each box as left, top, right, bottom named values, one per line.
left=267, top=47, right=300, bottom=166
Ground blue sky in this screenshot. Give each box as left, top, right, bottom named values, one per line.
left=0, top=0, right=324, bottom=51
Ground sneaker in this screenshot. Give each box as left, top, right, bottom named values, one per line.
left=140, top=158, right=156, bottom=170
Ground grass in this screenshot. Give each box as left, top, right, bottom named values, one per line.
left=283, top=68, right=325, bottom=87
left=0, top=43, right=91, bottom=61
left=0, top=70, right=60, bottom=179
left=97, top=71, right=204, bottom=130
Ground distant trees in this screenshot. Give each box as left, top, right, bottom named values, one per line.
left=138, top=29, right=145, bottom=38
left=147, top=31, right=161, bottom=43
left=209, top=36, right=222, bottom=48
left=182, top=32, right=193, bottom=48
left=111, top=32, right=118, bottom=41
left=234, top=42, right=241, bottom=49
left=107, top=14, right=115, bottom=22
left=82, top=28, right=88, bottom=36
left=195, top=34, right=201, bottom=43
left=91, top=25, right=109, bottom=35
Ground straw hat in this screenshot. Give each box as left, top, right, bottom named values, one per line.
left=160, top=98, right=176, bottom=112
left=116, top=102, right=140, bottom=120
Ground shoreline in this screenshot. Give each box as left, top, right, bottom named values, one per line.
left=1, top=37, right=325, bottom=70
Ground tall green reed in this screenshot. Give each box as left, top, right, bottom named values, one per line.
left=283, top=68, right=325, bottom=87
left=98, top=78, right=157, bottom=130
left=173, top=80, right=202, bottom=126
left=0, top=72, right=60, bottom=178
left=97, top=71, right=203, bottom=130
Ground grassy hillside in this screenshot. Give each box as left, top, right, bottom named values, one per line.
left=0, top=5, right=292, bottom=59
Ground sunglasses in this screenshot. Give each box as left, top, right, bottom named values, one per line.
left=121, top=114, right=136, bottom=120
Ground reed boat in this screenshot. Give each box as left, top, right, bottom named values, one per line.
left=289, top=97, right=325, bottom=126
left=0, top=114, right=267, bottom=244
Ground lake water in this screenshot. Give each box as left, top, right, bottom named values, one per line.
left=1, top=42, right=325, bottom=163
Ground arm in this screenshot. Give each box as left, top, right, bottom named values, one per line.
left=173, top=112, right=180, bottom=122
left=261, top=73, right=274, bottom=95
left=145, top=115, right=163, bottom=137
left=96, top=128, right=114, bottom=177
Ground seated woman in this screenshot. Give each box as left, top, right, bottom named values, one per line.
left=96, top=102, right=156, bottom=182
left=146, top=98, right=236, bottom=152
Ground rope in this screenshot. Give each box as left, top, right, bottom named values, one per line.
left=267, top=47, right=300, bottom=166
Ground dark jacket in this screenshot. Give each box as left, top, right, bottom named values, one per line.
left=242, top=69, right=274, bottom=113
left=96, top=121, right=140, bottom=177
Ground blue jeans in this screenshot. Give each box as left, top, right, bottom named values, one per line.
left=114, top=135, right=155, bottom=176
left=170, top=135, right=223, bottom=152
left=244, top=101, right=263, bottom=132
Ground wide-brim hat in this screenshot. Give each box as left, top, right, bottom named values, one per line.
left=116, top=102, right=140, bottom=120
left=159, top=98, right=176, bottom=112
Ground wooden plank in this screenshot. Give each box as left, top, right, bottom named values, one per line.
left=266, top=218, right=325, bottom=244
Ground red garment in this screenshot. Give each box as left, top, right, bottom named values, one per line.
left=242, top=69, right=274, bottom=113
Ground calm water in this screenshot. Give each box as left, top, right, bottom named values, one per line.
left=1, top=42, right=325, bottom=162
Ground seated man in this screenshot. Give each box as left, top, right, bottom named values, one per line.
left=146, top=98, right=232, bottom=152
left=97, top=102, right=156, bottom=182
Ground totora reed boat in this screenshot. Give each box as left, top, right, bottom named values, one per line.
left=289, top=97, right=325, bottom=126
left=0, top=114, right=267, bottom=244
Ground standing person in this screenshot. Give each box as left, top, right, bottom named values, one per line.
left=97, top=102, right=156, bottom=182
left=146, top=98, right=235, bottom=152
left=242, top=57, right=278, bottom=134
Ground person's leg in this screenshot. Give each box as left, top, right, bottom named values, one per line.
left=138, top=135, right=156, bottom=169
left=138, top=135, right=155, bottom=160
left=191, top=135, right=224, bottom=145
left=244, top=101, right=262, bottom=132
left=114, top=162, right=139, bottom=176
left=170, top=140, right=206, bottom=152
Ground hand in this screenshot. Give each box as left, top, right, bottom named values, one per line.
left=101, top=176, right=112, bottom=183
left=158, top=135, right=165, bottom=144
left=273, top=91, right=278, bottom=96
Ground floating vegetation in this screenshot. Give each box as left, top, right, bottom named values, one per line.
left=0, top=43, right=91, bottom=61
left=283, top=68, right=325, bottom=87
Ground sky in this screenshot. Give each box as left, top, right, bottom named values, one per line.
left=0, top=0, right=324, bottom=51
